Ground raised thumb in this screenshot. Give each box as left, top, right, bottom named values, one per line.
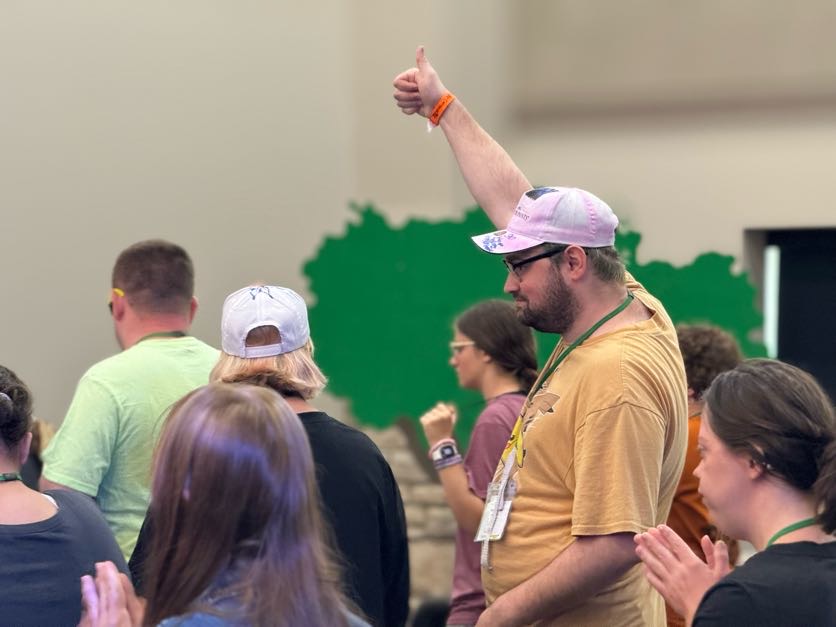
left=416, top=45, right=429, bottom=69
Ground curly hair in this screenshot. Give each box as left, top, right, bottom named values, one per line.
left=676, top=324, right=742, bottom=398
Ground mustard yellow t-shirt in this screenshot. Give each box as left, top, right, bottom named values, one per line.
left=482, top=276, right=687, bottom=627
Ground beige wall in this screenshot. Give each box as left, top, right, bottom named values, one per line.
left=1, top=2, right=358, bottom=420
left=513, top=0, right=836, bottom=116
left=509, top=112, right=836, bottom=267
left=8, top=3, right=833, bottom=422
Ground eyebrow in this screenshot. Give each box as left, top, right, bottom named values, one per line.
left=503, top=252, right=529, bottom=264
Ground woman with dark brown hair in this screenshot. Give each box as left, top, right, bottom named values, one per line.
left=635, top=359, right=836, bottom=626
left=81, top=383, right=368, bottom=627
left=419, top=300, right=537, bottom=626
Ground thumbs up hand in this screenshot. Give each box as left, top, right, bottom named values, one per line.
left=392, top=45, right=449, bottom=118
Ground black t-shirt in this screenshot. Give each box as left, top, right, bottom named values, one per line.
left=0, top=489, right=128, bottom=626
left=694, top=541, right=836, bottom=626
left=131, top=411, right=410, bottom=627
left=297, top=411, right=410, bottom=627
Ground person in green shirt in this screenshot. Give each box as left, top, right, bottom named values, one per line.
left=41, top=239, right=219, bottom=559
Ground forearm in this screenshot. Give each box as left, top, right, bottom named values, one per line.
left=486, top=533, right=638, bottom=625
left=436, top=463, right=485, bottom=536
left=438, top=100, right=531, bottom=229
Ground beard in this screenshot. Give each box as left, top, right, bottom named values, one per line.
left=516, top=269, right=579, bottom=335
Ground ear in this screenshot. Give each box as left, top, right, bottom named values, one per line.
left=188, top=296, right=198, bottom=323
left=561, top=245, right=589, bottom=279
left=687, top=387, right=697, bottom=402
left=745, top=456, right=766, bottom=479
left=111, top=294, right=127, bottom=321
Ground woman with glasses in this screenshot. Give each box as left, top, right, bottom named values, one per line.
left=81, top=384, right=368, bottom=627
left=635, top=359, right=836, bottom=626
left=0, top=365, right=126, bottom=626
left=420, top=300, right=538, bottom=626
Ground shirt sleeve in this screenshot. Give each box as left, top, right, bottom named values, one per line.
left=624, top=271, right=643, bottom=291
left=571, top=401, right=667, bottom=536
left=692, top=580, right=763, bottom=626
left=464, top=416, right=516, bottom=500
left=41, top=374, right=119, bottom=496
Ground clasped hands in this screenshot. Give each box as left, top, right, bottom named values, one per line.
left=634, top=524, right=731, bottom=624
left=78, top=561, right=144, bottom=627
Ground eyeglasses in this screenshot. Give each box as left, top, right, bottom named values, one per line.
left=449, top=340, right=475, bottom=355
left=503, top=246, right=568, bottom=278
left=108, top=287, right=125, bottom=315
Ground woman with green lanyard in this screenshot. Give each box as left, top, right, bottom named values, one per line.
left=635, top=359, right=836, bottom=626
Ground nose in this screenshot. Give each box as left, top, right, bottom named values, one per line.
left=449, top=353, right=457, bottom=367
left=503, top=272, right=519, bottom=294
left=693, top=460, right=703, bottom=479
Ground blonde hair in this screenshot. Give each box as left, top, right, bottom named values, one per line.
left=211, top=338, right=327, bottom=400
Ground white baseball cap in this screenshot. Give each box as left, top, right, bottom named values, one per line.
left=472, top=186, right=619, bottom=254
left=221, top=285, right=310, bottom=358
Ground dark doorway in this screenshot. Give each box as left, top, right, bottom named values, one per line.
left=767, top=229, right=836, bottom=401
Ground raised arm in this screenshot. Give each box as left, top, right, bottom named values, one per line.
left=393, top=46, right=530, bottom=229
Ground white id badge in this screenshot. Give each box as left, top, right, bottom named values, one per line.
left=489, top=500, right=512, bottom=540
left=474, top=481, right=503, bottom=542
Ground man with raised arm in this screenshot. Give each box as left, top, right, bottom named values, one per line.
left=394, top=48, right=687, bottom=627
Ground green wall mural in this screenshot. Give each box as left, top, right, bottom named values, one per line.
left=304, top=203, right=766, bottom=446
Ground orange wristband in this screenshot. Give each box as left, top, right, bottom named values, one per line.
left=429, top=92, right=456, bottom=126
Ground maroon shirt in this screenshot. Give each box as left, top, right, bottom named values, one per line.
left=448, top=393, right=525, bottom=625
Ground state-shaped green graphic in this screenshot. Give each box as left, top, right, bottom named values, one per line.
left=304, top=203, right=765, bottom=445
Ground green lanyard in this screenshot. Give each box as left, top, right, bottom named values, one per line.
left=766, top=517, right=817, bottom=547
left=533, top=291, right=635, bottom=395
left=0, top=473, right=22, bottom=483
left=137, top=331, right=188, bottom=343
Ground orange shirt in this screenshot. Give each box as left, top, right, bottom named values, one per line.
left=667, top=415, right=709, bottom=558
left=665, top=415, right=708, bottom=627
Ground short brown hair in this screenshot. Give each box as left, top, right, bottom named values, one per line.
left=676, top=324, right=743, bottom=398
left=112, top=239, right=194, bottom=315
left=550, top=246, right=625, bottom=283
left=585, top=247, right=625, bottom=283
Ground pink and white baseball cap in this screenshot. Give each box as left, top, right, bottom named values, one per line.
left=221, top=285, right=310, bottom=358
left=471, top=187, right=619, bottom=254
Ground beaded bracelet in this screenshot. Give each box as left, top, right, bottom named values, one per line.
left=434, top=454, right=464, bottom=471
